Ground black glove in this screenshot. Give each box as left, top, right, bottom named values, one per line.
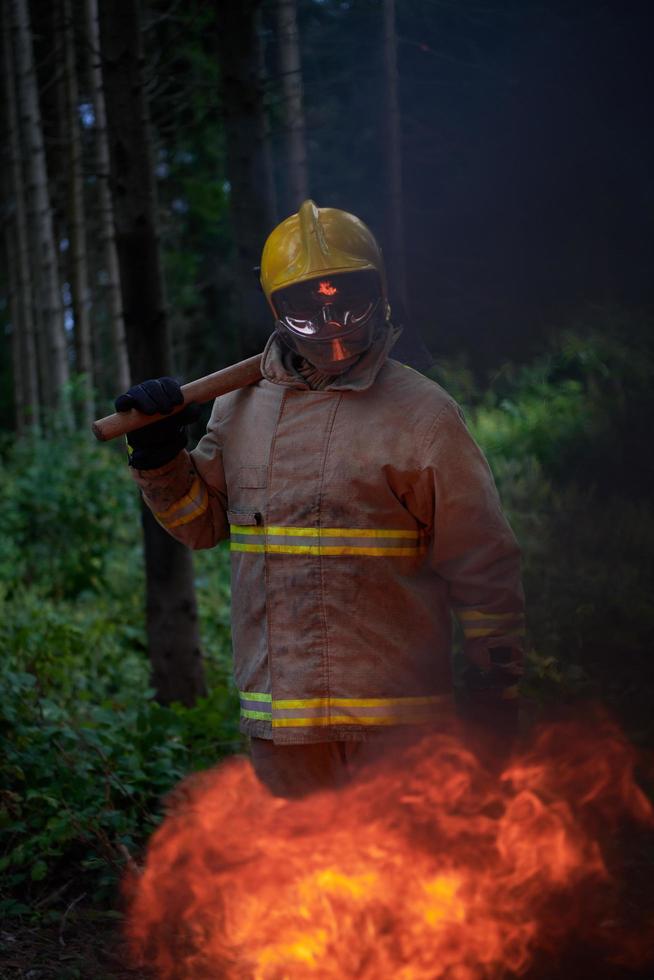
left=115, top=378, right=200, bottom=470
left=460, top=646, right=522, bottom=771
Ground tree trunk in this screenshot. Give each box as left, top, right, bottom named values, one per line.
left=217, top=0, right=277, bottom=359
left=276, top=0, right=308, bottom=214
left=5, top=218, right=25, bottom=433
left=85, top=0, right=129, bottom=394
left=381, top=0, right=431, bottom=370
left=99, top=0, right=206, bottom=707
left=382, top=0, right=407, bottom=313
left=256, top=6, right=278, bottom=228
left=11, top=0, right=71, bottom=424
left=63, top=0, right=94, bottom=425
left=2, top=0, right=39, bottom=430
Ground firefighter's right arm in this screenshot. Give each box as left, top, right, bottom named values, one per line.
left=117, top=379, right=229, bottom=550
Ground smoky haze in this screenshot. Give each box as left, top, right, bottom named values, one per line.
left=296, top=0, right=653, bottom=369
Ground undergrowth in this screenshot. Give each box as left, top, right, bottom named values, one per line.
left=0, top=431, right=239, bottom=919
left=0, top=315, right=652, bottom=922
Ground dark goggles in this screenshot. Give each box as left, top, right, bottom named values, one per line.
left=271, top=270, right=382, bottom=342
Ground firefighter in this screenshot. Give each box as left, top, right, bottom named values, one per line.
left=115, top=200, right=525, bottom=797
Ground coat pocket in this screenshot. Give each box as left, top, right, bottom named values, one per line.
left=227, top=509, right=262, bottom=527
left=237, top=466, right=267, bottom=489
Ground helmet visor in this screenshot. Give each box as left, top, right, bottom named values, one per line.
left=271, top=270, right=382, bottom=342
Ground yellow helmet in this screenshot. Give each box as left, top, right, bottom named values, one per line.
left=260, top=199, right=387, bottom=312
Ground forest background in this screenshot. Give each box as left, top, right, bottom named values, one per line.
left=0, top=0, right=653, bottom=976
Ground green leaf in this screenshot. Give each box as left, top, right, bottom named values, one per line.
left=30, top=859, right=48, bottom=881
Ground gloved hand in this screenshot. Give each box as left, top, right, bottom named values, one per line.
left=115, top=378, right=200, bottom=470
left=460, top=696, right=520, bottom=774
left=460, top=646, right=523, bottom=772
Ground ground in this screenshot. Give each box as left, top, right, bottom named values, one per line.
left=0, top=913, right=147, bottom=980
left=2, top=910, right=653, bottom=980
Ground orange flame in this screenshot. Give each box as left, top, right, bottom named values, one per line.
left=124, top=719, right=653, bottom=979
left=317, top=280, right=338, bottom=296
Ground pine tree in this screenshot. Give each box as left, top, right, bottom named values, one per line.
left=276, top=0, right=308, bottom=213
left=85, top=0, right=129, bottom=393
left=2, top=0, right=39, bottom=430
left=11, top=0, right=71, bottom=425
left=63, top=0, right=94, bottom=424
left=99, top=0, right=206, bottom=706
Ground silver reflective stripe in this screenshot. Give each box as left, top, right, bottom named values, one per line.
left=239, top=691, right=272, bottom=721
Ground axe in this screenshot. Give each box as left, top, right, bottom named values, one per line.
left=91, top=354, right=263, bottom=442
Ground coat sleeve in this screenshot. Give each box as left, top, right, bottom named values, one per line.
left=409, top=399, right=525, bottom=702
left=130, top=398, right=229, bottom=550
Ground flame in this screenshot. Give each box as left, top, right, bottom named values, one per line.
left=317, top=280, right=338, bottom=296
left=124, top=718, right=653, bottom=979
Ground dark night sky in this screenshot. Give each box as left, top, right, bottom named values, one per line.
left=300, top=0, right=654, bottom=368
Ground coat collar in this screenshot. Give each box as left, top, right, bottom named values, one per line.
left=260, top=323, right=401, bottom=392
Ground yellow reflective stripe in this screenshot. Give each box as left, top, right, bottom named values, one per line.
left=229, top=525, right=419, bottom=539
left=239, top=693, right=443, bottom=727
left=165, top=489, right=209, bottom=529
left=266, top=526, right=419, bottom=539
left=153, top=478, right=209, bottom=530
left=272, top=696, right=441, bottom=709
left=241, top=709, right=273, bottom=721
left=464, top=626, right=526, bottom=639
left=272, top=715, right=434, bottom=728
left=231, top=542, right=424, bottom=557
left=457, top=610, right=520, bottom=622
left=155, top=477, right=202, bottom=520
left=265, top=544, right=422, bottom=556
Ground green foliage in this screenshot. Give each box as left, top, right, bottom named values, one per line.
left=435, top=319, right=654, bottom=739
left=0, top=430, right=138, bottom=599
left=0, top=657, right=186, bottom=910
left=0, top=582, right=240, bottom=917
left=0, top=428, right=240, bottom=919
left=435, top=317, right=654, bottom=499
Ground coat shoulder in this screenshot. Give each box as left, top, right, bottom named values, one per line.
left=209, top=377, right=279, bottom=423
left=379, top=358, right=458, bottom=416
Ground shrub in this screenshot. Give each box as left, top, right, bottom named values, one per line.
left=0, top=429, right=240, bottom=917
left=0, top=430, right=138, bottom=599
left=434, top=319, right=654, bottom=740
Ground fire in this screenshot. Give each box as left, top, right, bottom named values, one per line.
left=124, top=717, right=653, bottom=979
left=317, top=280, right=338, bottom=296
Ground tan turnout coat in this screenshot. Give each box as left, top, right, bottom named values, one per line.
left=133, top=330, right=525, bottom=744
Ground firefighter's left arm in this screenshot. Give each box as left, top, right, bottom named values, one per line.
left=411, top=400, right=526, bottom=721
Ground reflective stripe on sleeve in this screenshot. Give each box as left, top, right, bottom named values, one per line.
left=463, top=626, right=526, bottom=639
left=155, top=477, right=209, bottom=529
left=239, top=691, right=272, bottom=721
left=455, top=608, right=526, bottom=641
left=238, top=692, right=448, bottom=729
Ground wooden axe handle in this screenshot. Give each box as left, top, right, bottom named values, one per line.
left=92, top=354, right=264, bottom=442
